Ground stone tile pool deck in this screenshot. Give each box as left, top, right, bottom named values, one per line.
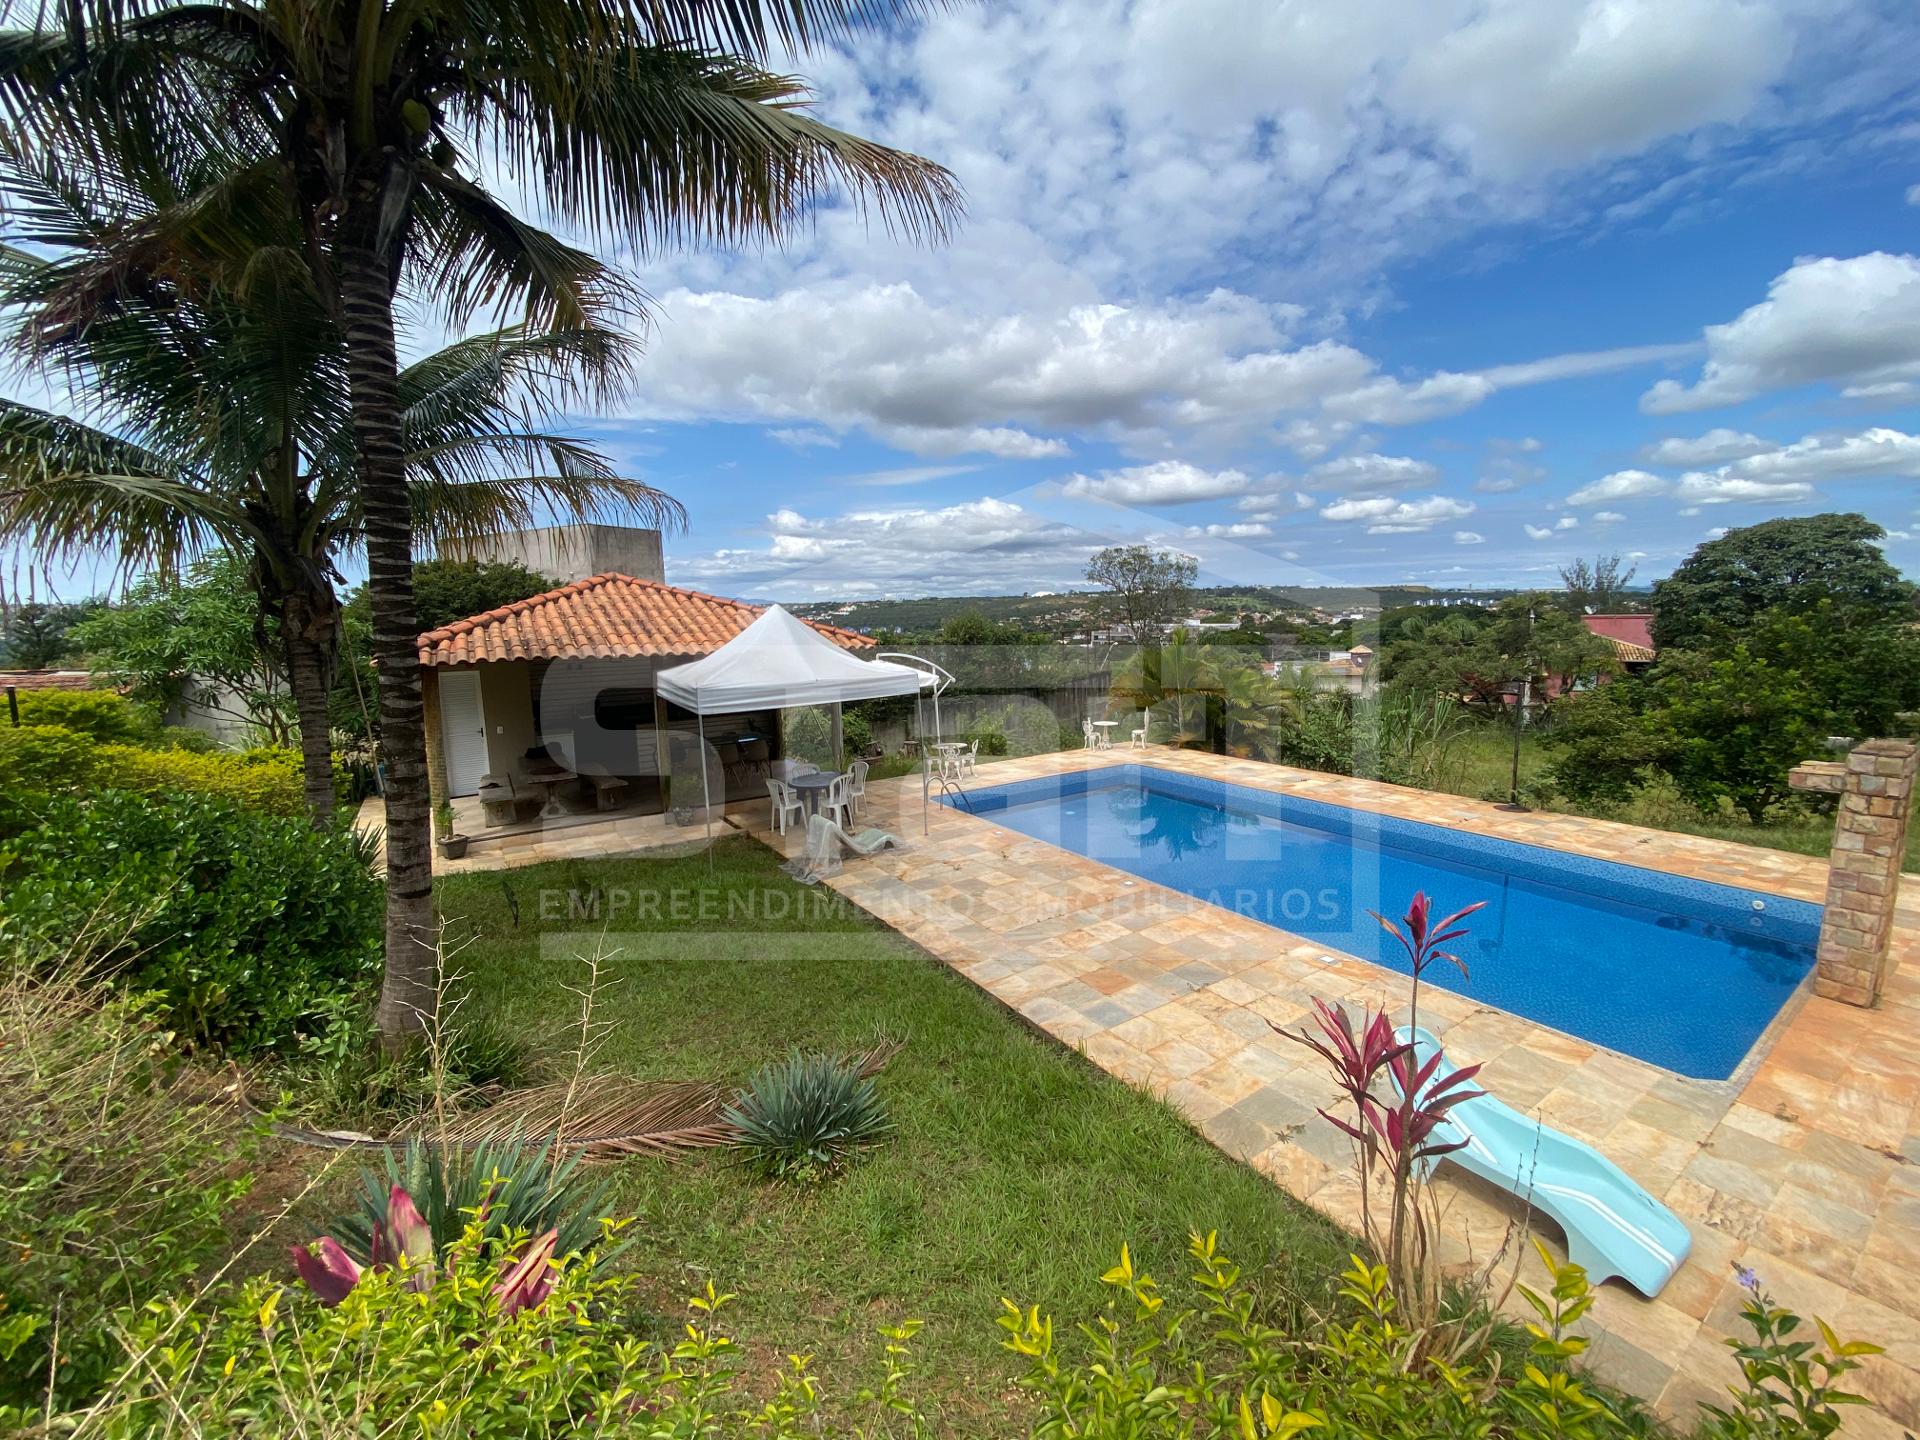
left=749, top=747, right=1920, bottom=1435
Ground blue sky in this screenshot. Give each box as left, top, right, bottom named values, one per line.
left=13, top=0, right=1918, bottom=608
left=573, top=0, right=1920, bottom=602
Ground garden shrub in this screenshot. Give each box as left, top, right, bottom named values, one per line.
left=0, top=720, right=301, bottom=814
left=0, top=723, right=103, bottom=797
left=0, top=967, right=259, bottom=1412
left=8, top=686, right=156, bottom=741
left=96, top=740, right=304, bottom=815
left=83, top=1241, right=927, bottom=1440
left=1002, top=1235, right=1882, bottom=1440
left=0, top=789, right=381, bottom=1052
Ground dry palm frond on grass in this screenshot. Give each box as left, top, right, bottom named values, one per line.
left=404, top=1077, right=737, bottom=1159
left=405, top=1038, right=905, bottom=1159
left=265, top=1038, right=908, bottom=1159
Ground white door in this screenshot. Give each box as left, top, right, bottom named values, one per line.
left=439, top=671, right=488, bottom=796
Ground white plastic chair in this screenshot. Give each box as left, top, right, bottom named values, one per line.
left=766, top=777, right=803, bottom=835
left=848, top=758, right=869, bottom=814
left=1131, top=708, right=1149, bottom=749
left=824, top=773, right=855, bottom=828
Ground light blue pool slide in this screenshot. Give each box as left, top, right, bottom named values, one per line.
left=1394, top=1027, right=1691, bottom=1298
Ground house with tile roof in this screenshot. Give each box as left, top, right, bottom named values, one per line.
left=416, top=572, right=874, bottom=815
left=1580, top=613, right=1657, bottom=670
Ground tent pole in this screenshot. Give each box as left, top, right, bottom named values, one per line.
left=698, top=706, right=713, bottom=871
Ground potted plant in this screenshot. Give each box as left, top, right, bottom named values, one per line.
left=434, top=800, right=469, bottom=859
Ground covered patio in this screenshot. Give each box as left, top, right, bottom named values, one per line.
left=415, top=571, right=879, bottom=852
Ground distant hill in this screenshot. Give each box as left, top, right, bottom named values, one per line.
left=786, top=584, right=1529, bottom=635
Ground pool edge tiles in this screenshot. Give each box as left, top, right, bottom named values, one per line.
left=944, top=762, right=1821, bottom=1081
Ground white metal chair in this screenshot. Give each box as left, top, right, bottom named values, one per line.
left=1082, top=718, right=1096, bottom=750
left=823, top=773, right=855, bottom=828
left=766, top=777, right=803, bottom=835
left=848, top=758, right=869, bottom=814
left=1131, top=708, right=1150, bottom=749
left=958, top=739, right=979, bottom=777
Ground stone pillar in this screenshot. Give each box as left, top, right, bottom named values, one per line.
left=1789, top=738, right=1918, bottom=1007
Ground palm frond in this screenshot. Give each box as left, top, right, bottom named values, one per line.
left=403, top=1077, right=739, bottom=1160
left=477, top=39, right=960, bottom=251
left=0, top=400, right=249, bottom=574
left=410, top=164, right=649, bottom=333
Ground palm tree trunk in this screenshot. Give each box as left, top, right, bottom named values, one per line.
left=282, top=583, right=340, bottom=826
left=337, top=232, right=438, bottom=1051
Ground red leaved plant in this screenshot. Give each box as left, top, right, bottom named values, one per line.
left=1274, top=891, right=1493, bottom=1354
left=291, top=1182, right=559, bottom=1316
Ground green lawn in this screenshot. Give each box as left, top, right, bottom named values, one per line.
left=434, top=840, right=1350, bottom=1431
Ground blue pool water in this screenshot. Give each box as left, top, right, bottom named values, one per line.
left=950, top=765, right=1819, bottom=1079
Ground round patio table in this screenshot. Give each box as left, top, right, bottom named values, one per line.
left=789, top=770, right=841, bottom=818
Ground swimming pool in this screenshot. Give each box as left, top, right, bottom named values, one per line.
left=949, top=764, right=1819, bottom=1080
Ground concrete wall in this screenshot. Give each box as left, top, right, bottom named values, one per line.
left=447, top=525, right=664, bottom=585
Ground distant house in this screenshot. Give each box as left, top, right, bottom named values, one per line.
left=1581, top=614, right=1656, bottom=673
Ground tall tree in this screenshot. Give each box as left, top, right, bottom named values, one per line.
left=1, top=1, right=957, bottom=1044
left=1651, top=514, right=1916, bottom=650
left=1, top=156, right=674, bottom=821
left=1383, top=594, right=1615, bottom=718
left=1086, top=545, right=1198, bottom=642
left=1558, top=553, right=1638, bottom=615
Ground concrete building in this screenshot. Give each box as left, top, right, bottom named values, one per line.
left=444, top=524, right=664, bottom=586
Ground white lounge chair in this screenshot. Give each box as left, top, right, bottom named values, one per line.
left=766, top=777, right=803, bottom=835
left=848, top=758, right=869, bottom=814
left=784, top=813, right=908, bottom=884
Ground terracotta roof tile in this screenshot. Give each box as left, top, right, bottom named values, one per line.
left=416, top=573, right=872, bottom=666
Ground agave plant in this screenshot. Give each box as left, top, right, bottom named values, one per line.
left=329, top=1137, right=619, bottom=1269
left=724, top=1051, right=894, bottom=1181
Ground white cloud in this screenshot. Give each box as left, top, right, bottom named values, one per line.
left=1062, top=460, right=1255, bottom=505
left=1309, top=452, right=1442, bottom=491
left=1453, top=530, right=1486, bottom=545
left=1907, top=183, right=1920, bottom=207
left=1673, top=474, right=1815, bottom=505
left=769, top=427, right=840, bottom=451
left=1556, top=515, right=1580, bottom=531
left=1642, top=253, right=1920, bottom=412
left=1319, top=494, right=1475, bottom=533
left=842, top=464, right=981, bottom=487
left=1706, top=526, right=1731, bottom=539
left=1524, top=524, right=1555, bottom=541
left=670, top=497, right=1107, bottom=597
left=1723, top=427, right=1920, bottom=484
left=1566, top=468, right=1670, bottom=504
left=1593, top=511, right=1626, bottom=523
left=1187, top=521, right=1274, bottom=538
left=1640, top=428, right=1771, bottom=466
left=1391, top=0, right=1792, bottom=175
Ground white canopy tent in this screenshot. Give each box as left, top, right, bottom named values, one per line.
left=653, top=605, right=931, bottom=851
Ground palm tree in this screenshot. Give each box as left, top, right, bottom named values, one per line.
left=1, top=0, right=959, bottom=1046
left=0, top=149, right=681, bottom=824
